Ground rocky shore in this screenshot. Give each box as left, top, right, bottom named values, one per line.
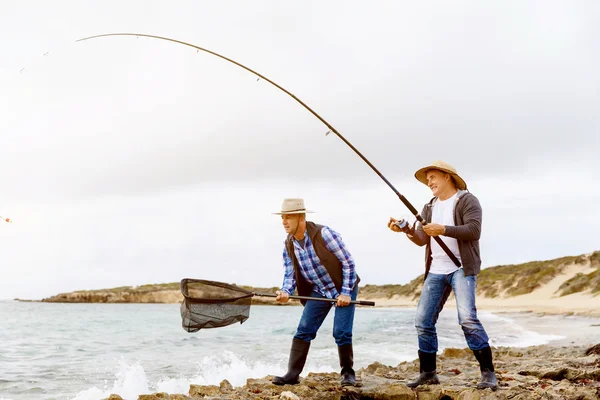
left=102, top=344, right=600, bottom=400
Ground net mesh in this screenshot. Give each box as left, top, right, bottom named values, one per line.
left=180, top=279, right=254, bottom=332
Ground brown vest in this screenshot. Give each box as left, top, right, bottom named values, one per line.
left=285, top=221, right=360, bottom=305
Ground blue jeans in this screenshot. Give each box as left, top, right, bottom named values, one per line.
left=294, top=286, right=358, bottom=346
left=415, top=268, right=490, bottom=353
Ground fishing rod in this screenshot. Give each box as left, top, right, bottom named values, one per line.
left=76, top=33, right=461, bottom=267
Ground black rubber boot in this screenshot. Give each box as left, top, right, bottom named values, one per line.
left=338, top=344, right=356, bottom=386
left=473, top=347, right=498, bottom=390
left=273, top=338, right=311, bottom=385
left=406, top=351, right=440, bottom=388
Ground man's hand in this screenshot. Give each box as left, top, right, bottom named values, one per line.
left=387, top=217, right=402, bottom=232
left=423, top=223, right=445, bottom=237
left=336, top=294, right=351, bottom=307
left=275, top=290, right=290, bottom=303
left=388, top=217, right=413, bottom=234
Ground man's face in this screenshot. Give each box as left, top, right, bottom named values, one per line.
left=426, top=170, right=451, bottom=197
left=281, top=214, right=301, bottom=234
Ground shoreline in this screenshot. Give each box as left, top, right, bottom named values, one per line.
left=10, top=296, right=600, bottom=319
left=97, top=343, right=600, bottom=400
left=363, top=297, right=600, bottom=318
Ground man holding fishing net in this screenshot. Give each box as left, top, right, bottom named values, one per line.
left=272, top=198, right=360, bottom=387
left=388, top=161, right=497, bottom=390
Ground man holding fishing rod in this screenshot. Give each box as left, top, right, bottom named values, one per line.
left=388, top=161, right=497, bottom=390
left=272, top=198, right=360, bottom=387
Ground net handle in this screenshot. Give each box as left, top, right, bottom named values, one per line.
left=253, top=292, right=375, bottom=306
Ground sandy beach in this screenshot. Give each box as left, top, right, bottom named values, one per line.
left=366, top=261, right=600, bottom=318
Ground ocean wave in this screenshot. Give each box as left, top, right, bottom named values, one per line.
left=70, top=352, right=289, bottom=400
left=71, top=360, right=150, bottom=400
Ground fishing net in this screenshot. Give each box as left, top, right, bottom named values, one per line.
left=180, top=279, right=254, bottom=332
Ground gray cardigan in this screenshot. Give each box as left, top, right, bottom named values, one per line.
left=407, top=190, right=482, bottom=280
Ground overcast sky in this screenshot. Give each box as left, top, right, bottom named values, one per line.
left=1, top=1, right=599, bottom=300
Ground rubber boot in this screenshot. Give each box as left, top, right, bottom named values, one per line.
left=406, top=350, right=440, bottom=388
left=473, top=346, right=498, bottom=390
left=272, top=338, right=311, bottom=385
left=338, top=344, right=356, bottom=386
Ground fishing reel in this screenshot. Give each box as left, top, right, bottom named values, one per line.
left=393, top=218, right=413, bottom=234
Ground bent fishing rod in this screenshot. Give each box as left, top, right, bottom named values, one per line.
left=76, top=33, right=461, bottom=267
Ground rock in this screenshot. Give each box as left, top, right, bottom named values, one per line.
left=105, top=395, right=123, bottom=400
left=365, top=361, right=389, bottom=374
left=219, top=379, right=233, bottom=392
left=415, top=385, right=445, bottom=400
left=361, top=382, right=414, bottom=400
left=138, top=393, right=169, bottom=400
left=280, top=391, right=300, bottom=400
left=455, top=389, right=480, bottom=400
left=585, top=343, right=600, bottom=356
left=540, top=368, right=577, bottom=381
left=519, top=366, right=600, bottom=382
left=189, top=385, right=222, bottom=398
left=246, top=377, right=271, bottom=387
left=441, top=348, right=471, bottom=359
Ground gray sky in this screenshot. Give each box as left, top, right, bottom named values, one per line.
left=1, top=1, right=599, bottom=300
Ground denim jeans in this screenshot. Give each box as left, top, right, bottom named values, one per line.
left=294, top=286, right=358, bottom=346
left=415, top=268, right=490, bottom=353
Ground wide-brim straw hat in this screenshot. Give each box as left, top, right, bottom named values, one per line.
left=414, top=160, right=467, bottom=191
left=272, top=198, right=315, bottom=215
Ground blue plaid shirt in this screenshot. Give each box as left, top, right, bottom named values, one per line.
left=281, top=226, right=357, bottom=298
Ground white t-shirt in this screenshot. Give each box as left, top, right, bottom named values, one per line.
left=429, top=192, right=461, bottom=275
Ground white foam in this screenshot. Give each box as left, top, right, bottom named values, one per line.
left=109, top=361, right=150, bottom=398
left=154, top=377, right=190, bottom=395
left=496, top=329, right=565, bottom=347
left=190, top=350, right=283, bottom=387
left=71, top=361, right=151, bottom=400
left=68, top=352, right=292, bottom=399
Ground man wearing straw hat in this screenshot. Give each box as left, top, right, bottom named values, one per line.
left=272, top=198, right=360, bottom=387
left=387, top=161, right=497, bottom=390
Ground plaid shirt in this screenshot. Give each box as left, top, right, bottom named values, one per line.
left=281, top=226, right=357, bottom=298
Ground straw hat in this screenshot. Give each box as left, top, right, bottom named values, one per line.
left=272, top=198, right=315, bottom=215
left=414, top=160, right=467, bottom=191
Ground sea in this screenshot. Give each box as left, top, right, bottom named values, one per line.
left=1, top=300, right=598, bottom=400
